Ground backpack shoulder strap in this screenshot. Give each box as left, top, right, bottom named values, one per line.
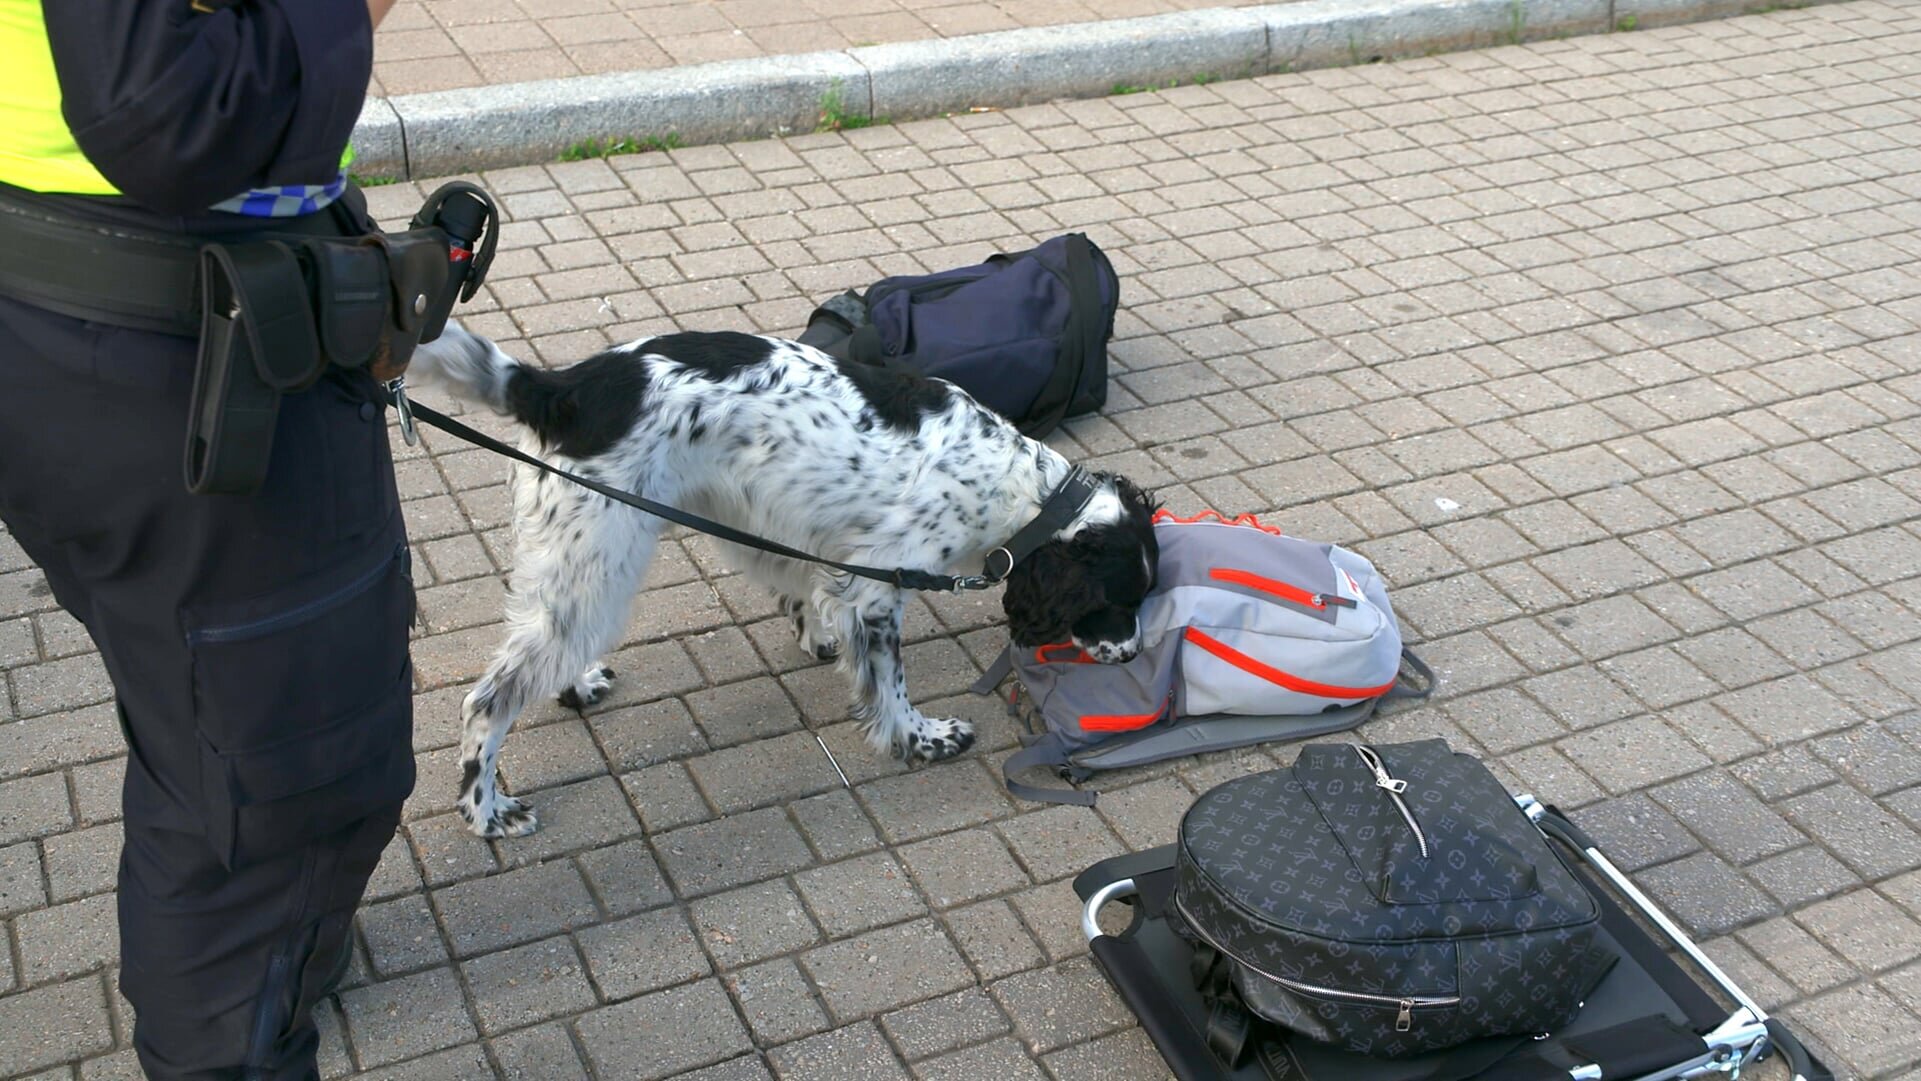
left=970, top=646, right=1015, bottom=696
left=1188, top=942, right=1257, bottom=1069
left=797, top=289, right=866, bottom=360
left=1018, top=233, right=1104, bottom=440
left=846, top=322, right=886, bottom=367
left=1381, top=647, right=1436, bottom=702
left=1003, top=733, right=1098, bottom=807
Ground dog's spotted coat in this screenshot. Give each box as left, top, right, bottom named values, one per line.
left=410, top=325, right=1157, bottom=838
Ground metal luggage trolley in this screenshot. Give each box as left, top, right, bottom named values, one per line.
left=1075, top=794, right=1833, bottom=1081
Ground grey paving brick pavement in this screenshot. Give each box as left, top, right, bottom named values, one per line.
left=369, top=0, right=1287, bottom=98
left=10, top=1, right=1921, bottom=1076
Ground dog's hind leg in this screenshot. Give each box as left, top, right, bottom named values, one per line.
left=728, top=547, right=842, bottom=661
left=458, top=485, right=659, bottom=838
left=826, top=582, right=975, bottom=764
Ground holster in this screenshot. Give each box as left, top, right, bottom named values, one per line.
left=185, top=222, right=468, bottom=495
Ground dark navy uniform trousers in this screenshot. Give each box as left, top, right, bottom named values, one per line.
left=0, top=293, right=417, bottom=1078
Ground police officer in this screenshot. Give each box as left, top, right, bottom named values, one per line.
left=0, top=2, right=421, bottom=1077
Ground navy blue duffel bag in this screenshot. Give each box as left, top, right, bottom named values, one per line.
left=797, top=232, right=1119, bottom=439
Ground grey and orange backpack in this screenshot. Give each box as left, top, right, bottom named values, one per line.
left=974, top=509, right=1435, bottom=805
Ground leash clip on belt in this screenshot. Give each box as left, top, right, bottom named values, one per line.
left=183, top=182, right=499, bottom=494
left=388, top=182, right=499, bottom=447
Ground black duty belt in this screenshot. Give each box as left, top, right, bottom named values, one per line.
left=0, top=186, right=360, bottom=337
left=0, top=182, right=498, bottom=496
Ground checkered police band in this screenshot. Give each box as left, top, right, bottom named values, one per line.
left=209, top=172, right=349, bottom=217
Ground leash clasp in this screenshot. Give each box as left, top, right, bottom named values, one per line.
left=952, top=547, right=1016, bottom=593
left=386, top=376, right=419, bottom=446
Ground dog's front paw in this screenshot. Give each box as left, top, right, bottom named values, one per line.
left=558, top=665, right=616, bottom=709
left=902, top=717, right=976, bottom=764
left=486, top=795, right=540, bottom=838
left=796, top=619, right=842, bottom=661
left=460, top=793, right=540, bottom=839
left=457, top=764, right=542, bottom=839
left=783, top=597, right=842, bottom=661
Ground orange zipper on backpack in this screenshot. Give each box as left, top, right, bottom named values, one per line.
left=1209, top=568, right=1357, bottom=611
left=1184, top=629, right=1394, bottom=699
left=1080, top=709, right=1163, bottom=732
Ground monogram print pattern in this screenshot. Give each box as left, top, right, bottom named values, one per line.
left=1172, top=739, right=1613, bottom=1057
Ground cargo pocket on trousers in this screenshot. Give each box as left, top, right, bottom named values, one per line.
left=184, top=543, right=418, bottom=870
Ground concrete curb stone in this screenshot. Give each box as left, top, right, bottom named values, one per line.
left=1614, top=0, right=1774, bottom=27
left=854, top=8, right=1270, bottom=123
left=348, top=95, right=406, bottom=182
left=349, top=0, right=1846, bottom=180
left=1265, top=0, right=1608, bottom=70
left=392, top=50, right=869, bottom=180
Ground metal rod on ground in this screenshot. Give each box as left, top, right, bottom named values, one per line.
left=815, top=731, right=851, bottom=788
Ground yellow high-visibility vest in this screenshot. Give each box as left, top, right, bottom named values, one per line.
left=0, top=2, right=356, bottom=199
left=0, top=0, right=118, bottom=195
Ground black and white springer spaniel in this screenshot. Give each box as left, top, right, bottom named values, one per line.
left=409, top=325, right=1158, bottom=838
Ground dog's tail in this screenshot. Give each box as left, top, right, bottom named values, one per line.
left=406, top=322, right=521, bottom=414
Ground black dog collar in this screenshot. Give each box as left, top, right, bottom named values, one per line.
left=977, top=466, right=1101, bottom=585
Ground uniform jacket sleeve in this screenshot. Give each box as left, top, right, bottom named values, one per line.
left=42, top=1, right=373, bottom=215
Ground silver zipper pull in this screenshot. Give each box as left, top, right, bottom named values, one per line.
left=1356, top=745, right=1429, bottom=857
left=387, top=377, right=420, bottom=447
left=1356, top=745, right=1407, bottom=793
left=1397, top=999, right=1414, bottom=1032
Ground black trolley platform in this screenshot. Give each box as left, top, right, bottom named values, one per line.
left=1074, top=794, right=1833, bottom=1081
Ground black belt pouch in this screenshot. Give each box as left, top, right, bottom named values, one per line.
left=184, top=236, right=401, bottom=496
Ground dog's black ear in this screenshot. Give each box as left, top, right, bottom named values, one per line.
left=1105, top=472, right=1162, bottom=520
left=1001, top=540, right=1101, bottom=648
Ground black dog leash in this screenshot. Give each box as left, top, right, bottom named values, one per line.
left=399, top=394, right=1099, bottom=594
